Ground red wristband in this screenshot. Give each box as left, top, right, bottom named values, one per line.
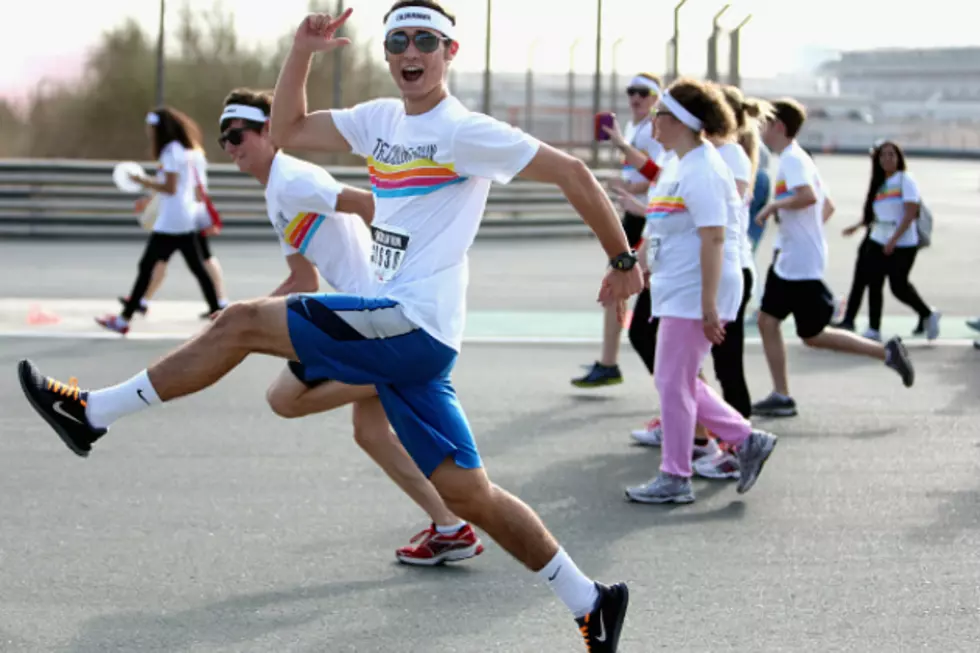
left=639, top=159, right=660, bottom=181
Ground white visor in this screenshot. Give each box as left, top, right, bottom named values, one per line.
left=384, top=6, right=456, bottom=40
left=219, top=104, right=268, bottom=127
left=659, top=90, right=703, bottom=132
left=629, top=76, right=661, bottom=94
left=145, top=112, right=160, bottom=126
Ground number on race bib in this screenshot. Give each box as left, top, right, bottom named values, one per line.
left=371, top=224, right=411, bottom=283
left=648, top=237, right=662, bottom=266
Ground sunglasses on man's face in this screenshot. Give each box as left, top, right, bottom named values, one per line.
left=384, top=30, right=448, bottom=55
left=627, top=87, right=652, bottom=98
left=218, top=127, right=249, bottom=148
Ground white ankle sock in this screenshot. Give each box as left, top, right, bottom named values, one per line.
left=85, top=370, right=161, bottom=429
left=538, top=548, right=599, bottom=618
left=435, top=521, right=466, bottom=535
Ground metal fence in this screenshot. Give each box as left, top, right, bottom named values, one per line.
left=0, top=159, right=612, bottom=240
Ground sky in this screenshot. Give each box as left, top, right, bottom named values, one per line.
left=2, top=0, right=979, bottom=100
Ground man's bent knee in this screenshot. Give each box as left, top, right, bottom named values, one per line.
left=266, top=384, right=304, bottom=419
left=210, top=299, right=293, bottom=357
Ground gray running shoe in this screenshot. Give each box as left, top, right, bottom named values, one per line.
left=884, top=336, right=914, bottom=387
left=625, top=472, right=695, bottom=504
left=735, top=430, right=778, bottom=494
left=751, top=392, right=797, bottom=417
left=925, top=311, right=942, bottom=341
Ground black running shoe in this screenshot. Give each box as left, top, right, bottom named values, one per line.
left=571, top=362, right=623, bottom=389
left=17, top=359, right=106, bottom=457
left=751, top=392, right=798, bottom=418
left=884, top=337, right=914, bottom=388
left=575, top=582, right=629, bottom=652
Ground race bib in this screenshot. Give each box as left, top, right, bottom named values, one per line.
left=371, top=224, right=411, bottom=283
left=648, top=237, right=662, bottom=267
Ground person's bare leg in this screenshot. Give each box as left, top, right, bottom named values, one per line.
left=142, top=261, right=168, bottom=301
left=352, top=398, right=460, bottom=527
left=758, top=311, right=790, bottom=395
left=600, top=303, right=623, bottom=367
left=203, top=257, right=228, bottom=304
left=265, top=369, right=376, bottom=418
left=803, top=327, right=886, bottom=361
left=428, top=459, right=602, bottom=618
left=429, top=460, right=558, bottom=570
left=82, top=298, right=296, bottom=430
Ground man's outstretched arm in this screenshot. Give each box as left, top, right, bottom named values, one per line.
left=271, top=12, right=353, bottom=154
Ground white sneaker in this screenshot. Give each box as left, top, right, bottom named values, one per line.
left=630, top=418, right=662, bottom=447
left=693, top=449, right=741, bottom=480
left=863, top=328, right=882, bottom=342
left=692, top=438, right=721, bottom=463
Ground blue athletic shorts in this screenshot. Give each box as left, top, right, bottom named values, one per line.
left=286, top=293, right=481, bottom=477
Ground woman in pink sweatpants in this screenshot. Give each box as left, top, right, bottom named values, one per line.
left=623, top=77, right=779, bottom=505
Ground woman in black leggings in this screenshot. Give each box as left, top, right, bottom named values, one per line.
left=838, top=141, right=939, bottom=341
left=96, top=107, right=221, bottom=335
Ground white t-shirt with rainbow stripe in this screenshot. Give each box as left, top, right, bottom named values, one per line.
left=643, top=144, right=744, bottom=322
left=264, top=151, right=374, bottom=295
left=332, top=96, right=540, bottom=351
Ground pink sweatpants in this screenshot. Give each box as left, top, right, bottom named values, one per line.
left=654, top=317, right=752, bottom=478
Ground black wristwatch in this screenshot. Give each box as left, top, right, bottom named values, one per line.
left=609, top=250, right=638, bottom=271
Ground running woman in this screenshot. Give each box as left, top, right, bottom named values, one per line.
left=98, top=107, right=223, bottom=334
left=218, top=88, right=483, bottom=566
left=18, top=4, right=642, bottom=650
left=620, top=78, right=778, bottom=504
left=751, top=99, right=915, bottom=418
left=572, top=72, right=662, bottom=388
left=839, top=140, right=940, bottom=341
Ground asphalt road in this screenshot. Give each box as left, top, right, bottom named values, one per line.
left=1, top=153, right=979, bottom=652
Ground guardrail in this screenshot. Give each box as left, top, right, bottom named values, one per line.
left=0, top=159, right=611, bottom=240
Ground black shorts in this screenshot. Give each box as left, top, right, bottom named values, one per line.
left=622, top=212, right=646, bottom=249
left=759, top=265, right=834, bottom=339
left=287, top=360, right=330, bottom=389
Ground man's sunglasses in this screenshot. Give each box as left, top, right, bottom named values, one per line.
left=384, top=30, right=450, bottom=55
left=627, top=87, right=652, bottom=98
left=217, top=127, right=250, bottom=148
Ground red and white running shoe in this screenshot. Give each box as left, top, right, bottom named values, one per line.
left=396, top=523, right=484, bottom=566
left=95, top=315, right=130, bottom=335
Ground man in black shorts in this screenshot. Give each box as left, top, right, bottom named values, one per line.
left=752, top=99, right=915, bottom=417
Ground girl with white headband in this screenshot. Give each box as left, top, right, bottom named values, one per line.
left=622, top=77, right=779, bottom=505
left=97, top=107, right=223, bottom=334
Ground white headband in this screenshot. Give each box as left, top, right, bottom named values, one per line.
left=384, top=6, right=456, bottom=40
left=145, top=112, right=159, bottom=126
left=659, top=90, right=703, bottom=131
left=219, top=104, right=268, bottom=126
left=629, top=76, right=661, bottom=94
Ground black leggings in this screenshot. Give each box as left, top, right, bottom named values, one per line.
left=840, top=235, right=874, bottom=326
left=866, top=240, right=931, bottom=331
left=122, top=232, right=220, bottom=319
left=627, top=268, right=753, bottom=418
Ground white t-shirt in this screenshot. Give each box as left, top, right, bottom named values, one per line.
left=871, top=171, right=921, bottom=248
left=643, top=143, right=744, bottom=322
left=153, top=142, right=199, bottom=234
left=264, top=152, right=374, bottom=295
left=620, top=117, right=664, bottom=206
left=716, top=142, right=754, bottom=276
left=772, top=141, right=827, bottom=280
left=332, top=96, right=541, bottom=351
left=187, top=149, right=212, bottom=231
